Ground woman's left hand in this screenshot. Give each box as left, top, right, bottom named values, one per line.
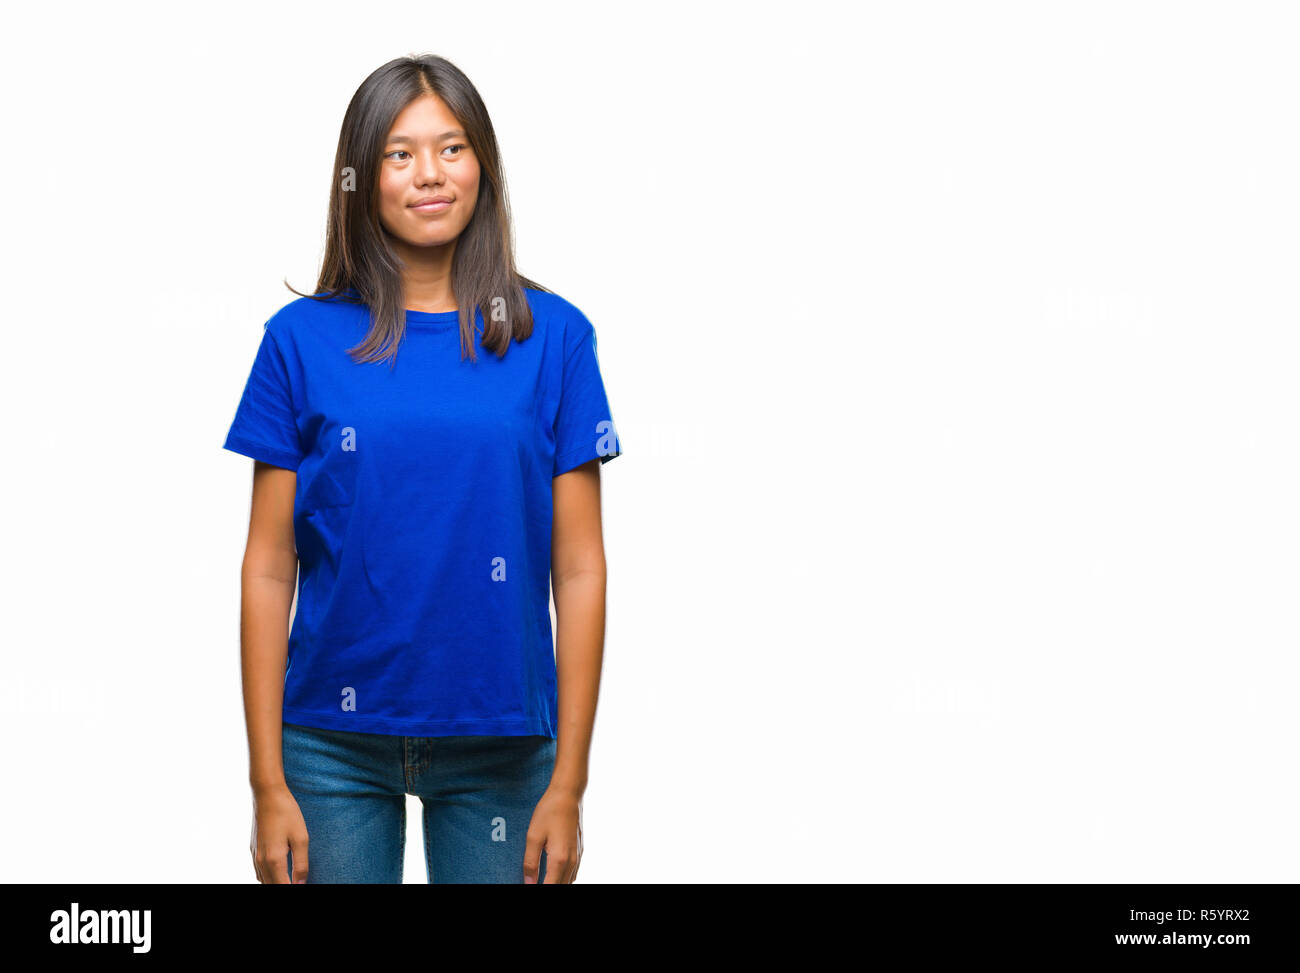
left=524, top=787, right=583, bottom=883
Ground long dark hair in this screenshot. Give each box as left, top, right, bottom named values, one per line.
left=287, top=54, right=549, bottom=366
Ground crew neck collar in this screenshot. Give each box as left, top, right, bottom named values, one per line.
left=402, top=307, right=460, bottom=329
left=328, top=288, right=464, bottom=330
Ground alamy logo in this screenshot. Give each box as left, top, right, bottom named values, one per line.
left=341, top=426, right=356, bottom=451
left=596, top=420, right=620, bottom=458
left=341, top=686, right=357, bottom=711
left=491, top=816, right=507, bottom=842
left=491, top=556, right=507, bottom=581
left=49, top=903, right=151, bottom=953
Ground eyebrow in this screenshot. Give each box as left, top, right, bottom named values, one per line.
left=386, top=130, right=466, bottom=145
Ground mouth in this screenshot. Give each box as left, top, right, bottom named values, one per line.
left=410, top=197, right=452, bottom=213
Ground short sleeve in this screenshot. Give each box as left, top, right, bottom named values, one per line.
left=222, top=323, right=306, bottom=471
left=553, top=318, right=624, bottom=477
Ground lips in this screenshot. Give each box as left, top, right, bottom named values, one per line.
left=410, top=196, right=452, bottom=209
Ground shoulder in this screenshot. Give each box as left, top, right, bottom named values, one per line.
left=263, top=291, right=360, bottom=342
left=523, top=287, right=595, bottom=354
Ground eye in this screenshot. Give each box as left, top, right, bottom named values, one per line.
left=444, top=143, right=467, bottom=157
left=384, top=150, right=410, bottom=161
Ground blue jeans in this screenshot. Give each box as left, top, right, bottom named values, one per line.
left=281, top=721, right=558, bottom=883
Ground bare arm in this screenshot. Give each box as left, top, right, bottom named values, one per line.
left=525, top=457, right=607, bottom=883
left=241, top=461, right=298, bottom=790
left=239, top=460, right=308, bottom=883
left=551, top=457, right=607, bottom=796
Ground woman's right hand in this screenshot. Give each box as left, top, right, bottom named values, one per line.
left=250, top=784, right=310, bottom=883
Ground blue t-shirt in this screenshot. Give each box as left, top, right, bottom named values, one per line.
left=222, top=287, right=623, bottom=737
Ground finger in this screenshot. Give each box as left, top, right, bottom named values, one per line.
left=558, top=839, right=580, bottom=884
left=250, top=818, right=262, bottom=884
left=571, top=827, right=582, bottom=883
left=542, top=844, right=570, bottom=884
left=523, top=829, right=545, bottom=884
left=261, top=842, right=291, bottom=884
left=290, top=831, right=309, bottom=884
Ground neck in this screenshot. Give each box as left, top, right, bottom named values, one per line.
left=393, top=237, right=458, bottom=312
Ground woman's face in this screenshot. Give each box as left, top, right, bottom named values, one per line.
left=377, top=94, right=480, bottom=250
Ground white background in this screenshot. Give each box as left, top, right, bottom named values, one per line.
left=1, top=0, right=1295, bottom=883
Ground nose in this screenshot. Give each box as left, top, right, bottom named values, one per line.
left=414, top=146, right=444, bottom=187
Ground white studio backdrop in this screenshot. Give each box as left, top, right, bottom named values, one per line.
left=0, top=0, right=1296, bottom=882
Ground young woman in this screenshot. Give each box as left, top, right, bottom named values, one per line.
left=223, top=54, right=623, bottom=884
